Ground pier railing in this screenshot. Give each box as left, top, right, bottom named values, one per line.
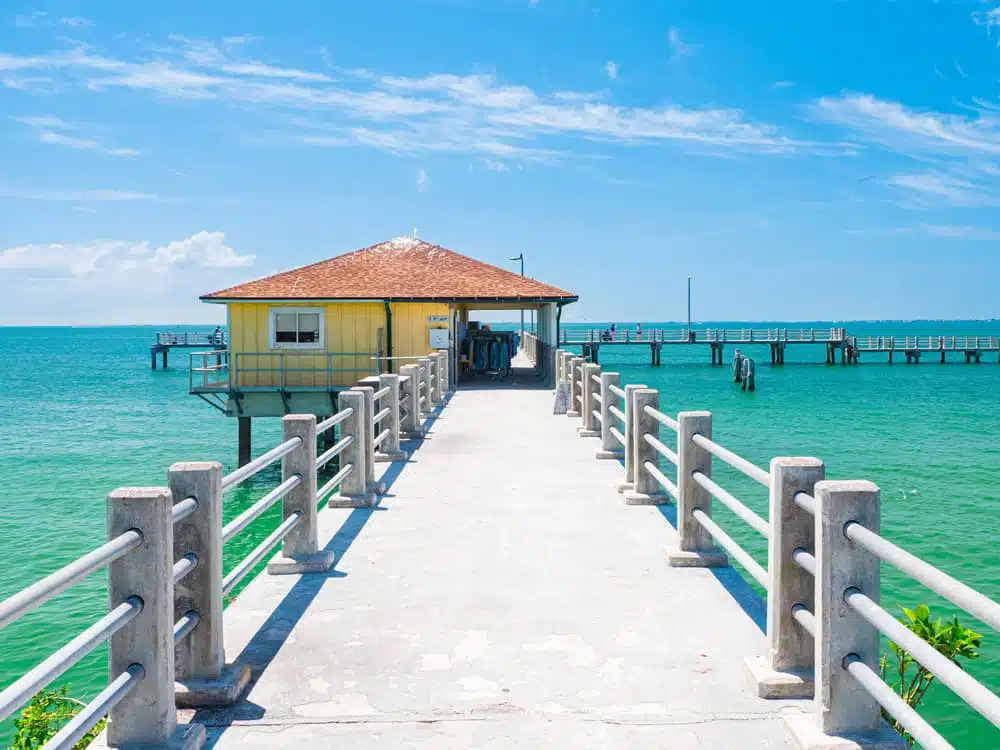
left=189, top=350, right=381, bottom=392
left=0, top=354, right=450, bottom=749
left=155, top=331, right=227, bottom=347
left=561, top=327, right=847, bottom=345
left=556, top=347, right=1000, bottom=749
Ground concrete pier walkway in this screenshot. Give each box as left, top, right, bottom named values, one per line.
left=191, top=386, right=806, bottom=748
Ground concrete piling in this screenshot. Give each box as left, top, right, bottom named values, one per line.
left=168, top=463, right=250, bottom=707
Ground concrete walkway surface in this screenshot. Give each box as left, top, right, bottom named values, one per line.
left=187, top=386, right=808, bottom=748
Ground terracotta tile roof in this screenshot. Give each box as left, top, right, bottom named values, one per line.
left=202, top=237, right=578, bottom=302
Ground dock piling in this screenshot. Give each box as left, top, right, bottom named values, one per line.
left=237, top=418, right=251, bottom=468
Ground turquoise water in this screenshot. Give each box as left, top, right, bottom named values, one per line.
left=1, top=323, right=999, bottom=748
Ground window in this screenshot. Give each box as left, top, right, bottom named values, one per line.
left=269, top=308, right=323, bottom=349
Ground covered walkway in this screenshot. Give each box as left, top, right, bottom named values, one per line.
left=190, top=386, right=805, bottom=748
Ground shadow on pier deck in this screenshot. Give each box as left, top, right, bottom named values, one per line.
left=189, top=385, right=803, bottom=748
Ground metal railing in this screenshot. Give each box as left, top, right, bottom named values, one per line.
left=560, top=327, right=848, bottom=345
left=190, top=351, right=381, bottom=392
left=553, top=345, right=1000, bottom=748
left=156, top=331, right=228, bottom=347
left=0, top=366, right=442, bottom=747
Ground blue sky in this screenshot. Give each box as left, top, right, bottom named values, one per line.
left=1, top=0, right=1000, bottom=324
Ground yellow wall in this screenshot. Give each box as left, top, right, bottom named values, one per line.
left=227, top=301, right=449, bottom=388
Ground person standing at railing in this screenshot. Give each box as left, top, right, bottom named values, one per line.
left=212, top=326, right=223, bottom=346
left=636, top=322, right=642, bottom=340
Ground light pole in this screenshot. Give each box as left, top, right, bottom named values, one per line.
left=510, top=253, right=525, bottom=339
left=687, top=276, right=692, bottom=341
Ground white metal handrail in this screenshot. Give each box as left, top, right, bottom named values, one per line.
left=691, top=508, right=768, bottom=589
left=608, top=383, right=625, bottom=399
left=318, top=436, right=353, bottom=471
left=221, top=437, right=302, bottom=492
left=318, top=464, right=354, bottom=501
left=643, top=405, right=678, bottom=432
left=691, top=470, right=768, bottom=538
left=374, top=407, right=391, bottom=425
left=222, top=512, right=302, bottom=596
left=45, top=664, right=145, bottom=750
left=373, top=386, right=390, bottom=401
left=318, top=408, right=352, bottom=435
left=0, top=530, right=142, bottom=630
left=691, top=433, right=770, bottom=487
left=609, top=405, right=625, bottom=423
left=643, top=433, right=678, bottom=466
left=222, top=474, right=302, bottom=544
left=644, top=461, right=678, bottom=500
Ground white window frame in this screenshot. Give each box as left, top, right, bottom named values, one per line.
left=268, top=306, right=325, bottom=350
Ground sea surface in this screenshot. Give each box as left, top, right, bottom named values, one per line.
left=1, top=322, right=999, bottom=748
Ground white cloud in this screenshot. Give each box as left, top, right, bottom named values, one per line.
left=0, top=230, right=254, bottom=277
left=667, top=27, right=698, bottom=60
left=886, top=172, right=1000, bottom=207
left=604, top=60, right=618, bottom=80
left=0, top=231, right=253, bottom=324
left=0, top=37, right=813, bottom=162
left=771, top=80, right=794, bottom=89
left=13, top=114, right=140, bottom=157
left=845, top=223, right=1000, bottom=241
left=60, top=17, right=93, bottom=28
left=479, top=158, right=508, bottom=171
left=972, top=6, right=1000, bottom=40
left=416, top=168, right=428, bottom=191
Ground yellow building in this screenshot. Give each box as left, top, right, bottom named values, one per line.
left=193, top=236, right=576, bottom=457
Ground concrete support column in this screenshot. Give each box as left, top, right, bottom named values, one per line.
left=268, top=415, right=334, bottom=574
left=668, top=412, right=727, bottom=567
left=746, top=458, right=824, bottom=699
left=567, top=357, right=584, bottom=418
left=376, top=374, right=407, bottom=461
left=624, top=389, right=670, bottom=505
left=106, top=487, right=204, bottom=748
left=350, top=385, right=381, bottom=493
left=169, top=463, right=250, bottom=707
left=578, top=363, right=601, bottom=437
left=418, top=358, right=432, bottom=416
left=237, top=417, right=251, bottom=467
left=399, top=365, right=423, bottom=439
left=785, top=481, right=898, bottom=747
left=595, top=372, right=623, bottom=460
left=329, top=390, right=377, bottom=508
left=615, top=384, right=647, bottom=493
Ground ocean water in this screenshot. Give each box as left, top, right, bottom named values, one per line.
left=1, top=323, right=999, bottom=748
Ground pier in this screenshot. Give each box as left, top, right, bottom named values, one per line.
left=2, top=342, right=999, bottom=749
left=563, top=327, right=1000, bottom=366
left=151, top=331, right=227, bottom=370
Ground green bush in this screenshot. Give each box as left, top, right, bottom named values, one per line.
left=10, top=686, right=105, bottom=750
left=879, top=604, right=982, bottom=745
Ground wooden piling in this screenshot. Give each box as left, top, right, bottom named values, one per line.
left=238, top=417, right=252, bottom=467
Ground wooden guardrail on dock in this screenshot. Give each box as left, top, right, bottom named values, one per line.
left=555, top=347, right=1000, bottom=749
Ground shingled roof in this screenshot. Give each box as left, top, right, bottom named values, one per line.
left=202, top=237, right=577, bottom=303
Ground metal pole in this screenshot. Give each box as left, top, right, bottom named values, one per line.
left=687, top=276, right=692, bottom=338
left=511, top=253, right=525, bottom=341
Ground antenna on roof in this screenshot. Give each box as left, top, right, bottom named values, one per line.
left=412, top=227, right=419, bottom=238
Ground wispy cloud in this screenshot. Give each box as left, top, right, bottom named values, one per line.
left=886, top=171, right=1000, bottom=208
left=604, top=60, right=618, bottom=80
left=815, top=93, right=1000, bottom=156
left=13, top=115, right=140, bottom=157
left=14, top=12, right=93, bottom=29
left=60, top=17, right=93, bottom=28
left=845, top=223, right=1000, bottom=241
left=771, top=80, right=794, bottom=89
left=667, top=27, right=698, bottom=60
left=0, top=186, right=163, bottom=201
left=0, top=37, right=814, bottom=163
left=416, top=167, right=428, bottom=191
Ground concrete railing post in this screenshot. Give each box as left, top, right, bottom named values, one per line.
left=329, top=390, right=377, bottom=508
left=418, top=358, right=432, bottom=416
left=785, top=481, right=898, bottom=746
left=438, top=351, right=451, bottom=394
left=376, top=373, right=407, bottom=461
left=615, top=383, right=646, bottom=493
left=567, top=357, right=584, bottom=418
left=746, top=458, right=824, bottom=699
left=578, top=363, right=601, bottom=437
left=168, top=463, right=249, bottom=707
left=595, top=372, right=622, bottom=460
left=106, top=487, right=203, bottom=748
left=433, top=352, right=445, bottom=405
left=624, top=389, right=670, bottom=505
left=427, top=356, right=439, bottom=405
left=350, top=385, right=380, bottom=494
left=668, top=412, right=727, bottom=566
left=398, top=365, right=423, bottom=439
left=267, top=415, right=335, bottom=574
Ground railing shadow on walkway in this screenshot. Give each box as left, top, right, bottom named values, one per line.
left=655, top=494, right=767, bottom=635
left=192, top=414, right=440, bottom=743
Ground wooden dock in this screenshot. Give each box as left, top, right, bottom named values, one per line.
left=562, top=327, right=1000, bottom=366
left=150, top=331, right=227, bottom=370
